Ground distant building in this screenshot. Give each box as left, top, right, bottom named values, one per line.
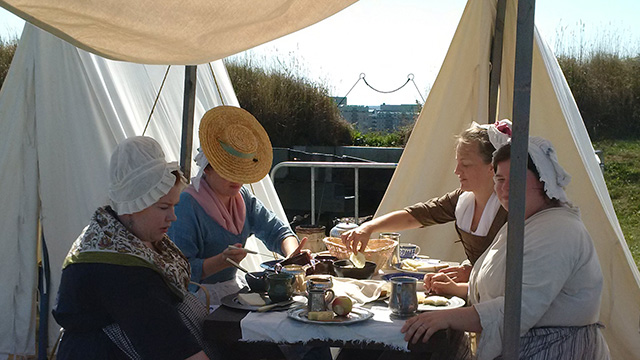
left=337, top=100, right=421, bottom=133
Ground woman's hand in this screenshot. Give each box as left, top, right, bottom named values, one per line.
left=401, top=307, right=482, bottom=344
left=281, top=236, right=307, bottom=257
left=401, top=311, right=451, bottom=344
left=438, top=264, right=472, bottom=283
left=340, top=226, right=372, bottom=253
left=423, top=272, right=467, bottom=299
left=222, top=243, right=248, bottom=266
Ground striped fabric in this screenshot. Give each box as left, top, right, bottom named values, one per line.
left=517, top=323, right=610, bottom=360
left=102, top=323, right=141, bottom=359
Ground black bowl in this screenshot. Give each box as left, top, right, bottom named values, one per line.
left=245, top=271, right=268, bottom=293
left=333, top=259, right=377, bottom=280
left=312, top=255, right=338, bottom=275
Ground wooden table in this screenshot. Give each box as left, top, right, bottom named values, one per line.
left=203, top=300, right=462, bottom=360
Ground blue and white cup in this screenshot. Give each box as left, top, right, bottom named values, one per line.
left=399, top=243, right=421, bottom=259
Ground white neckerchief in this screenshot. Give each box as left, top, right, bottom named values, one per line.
left=455, top=191, right=501, bottom=236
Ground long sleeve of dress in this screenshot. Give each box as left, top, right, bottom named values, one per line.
left=242, top=188, right=296, bottom=253
left=470, top=207, right=603, bottom=360
left=169, top=193, right=208, bottom=283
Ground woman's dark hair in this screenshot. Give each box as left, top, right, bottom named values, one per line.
left=492, top=143, right=540, bottom=180
left=456, top=126, right=495, bottom=164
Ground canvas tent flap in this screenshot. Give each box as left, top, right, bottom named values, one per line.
left=378, top=0, right=640, bottom=358
left=0, top=0, right=357, bottom=64
left=0, top=24, right=289, bottom=356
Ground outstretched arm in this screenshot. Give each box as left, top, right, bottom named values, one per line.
left=341, top=210, right=422, bottom=253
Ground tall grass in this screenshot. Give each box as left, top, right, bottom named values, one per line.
left=554, top=23, right=640, bottom=140
left=0, top=34, right=18, bottom=90
left=594, top=140, right=640, bottom=269
left=224, top=54, right=353, bottom=147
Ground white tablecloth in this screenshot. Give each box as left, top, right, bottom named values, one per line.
left=240, top=305, right=409, bottom=351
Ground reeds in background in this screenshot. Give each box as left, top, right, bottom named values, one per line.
left=554, top=22, right=640, bottom=140
left=224, top=53, right=353, bottom=147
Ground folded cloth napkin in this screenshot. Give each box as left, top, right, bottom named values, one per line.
left=240, top=305, right=409, bottom=351
left=329, top=277, right=390, bottom=305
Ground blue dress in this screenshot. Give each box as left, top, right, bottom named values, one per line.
left=168, top=187, right=296, bottom=284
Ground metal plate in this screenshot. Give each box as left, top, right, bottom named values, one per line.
left=392, top=258, right=449, bottom=274
left=417, top=295, right=465, bottom=311
left=287, top=307, right=374, bottom=325
left=260, top=260, right=280, bottom=271
left=220, top=293, right=305, bottom=312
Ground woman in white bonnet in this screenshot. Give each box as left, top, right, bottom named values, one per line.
left=53, top=136, right=213, bottom=360
left=402, top=137, right=610, bottom=359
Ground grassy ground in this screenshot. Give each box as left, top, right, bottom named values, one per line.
left=594, top=140, right=640, bottom=270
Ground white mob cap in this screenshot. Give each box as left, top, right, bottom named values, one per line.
left=528, top=136, right=572, bottom=205
left=109, top=136, right=183, bottom=215
left=473, top=119, right=512, bottom=150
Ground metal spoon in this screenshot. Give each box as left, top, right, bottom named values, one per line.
left=225, top=258, right=260, bottom=279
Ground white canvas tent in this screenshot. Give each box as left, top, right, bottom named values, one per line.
left=0, top=24, right=288, bottom=357
left=1, top=0, right=639, bottom=359
left=377, top=0, right=640, bottom=359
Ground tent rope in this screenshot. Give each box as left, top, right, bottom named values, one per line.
left=208, top=63, right=226, bottom=106
left=338, top=73, right=425, bottom=106
left=142, top=65, right=172, bottom=135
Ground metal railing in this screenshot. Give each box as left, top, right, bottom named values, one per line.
left=270, top=161, right=398, bottom=225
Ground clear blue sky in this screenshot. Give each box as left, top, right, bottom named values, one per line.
left=1, top=0, right=638, bottom=105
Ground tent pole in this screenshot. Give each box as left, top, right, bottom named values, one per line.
left=488, top=0, right=507, bottom=123
left=180, top=65, right=197, bottom=180
left=503, top=0, right=536, bottom=359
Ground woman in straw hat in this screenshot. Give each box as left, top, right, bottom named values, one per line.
left=168, top=106, right=305, bottom=303
left=402, top=137, right=610, bottom=359
left=53, top=136, right=215, bottom=359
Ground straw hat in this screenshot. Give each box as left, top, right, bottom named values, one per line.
left=199, top=106, right=273, bottom=184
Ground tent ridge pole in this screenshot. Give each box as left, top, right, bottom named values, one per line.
left=180, top=65, right=197, bottom=180
left=488, top=0, right=507, bottom=123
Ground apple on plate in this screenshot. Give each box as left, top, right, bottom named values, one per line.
left=331, top=296, right=353, bottom=316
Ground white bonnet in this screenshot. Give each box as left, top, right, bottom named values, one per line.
left=109, top=136, right=185, bottom=215
left=528, top=136, right=572, bottom=204
left=472, top=119, right=512, bottom=150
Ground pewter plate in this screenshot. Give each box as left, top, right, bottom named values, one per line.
left=287, top=307, right=374, bottom=325
left=417, top=295, right=465, bottom=311
left=220, top=293, right=305, bottom=312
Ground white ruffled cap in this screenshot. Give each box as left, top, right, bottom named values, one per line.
left=528, top=136, right=572, bottom=204
left=108, top=136, right=183, bottom=215
left=473, top=119, right=512, bottom=150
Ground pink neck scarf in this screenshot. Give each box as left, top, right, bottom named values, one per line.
left=184, top=176, right=246, bottom=235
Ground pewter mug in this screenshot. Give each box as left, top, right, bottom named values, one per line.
left=306, top=277, right=335, bottom=312
left=389, top=276, right=418, bottom=318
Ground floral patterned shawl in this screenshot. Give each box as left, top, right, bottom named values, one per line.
left=63, top=206, right=191, bottom=299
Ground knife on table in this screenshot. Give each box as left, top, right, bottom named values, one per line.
left=257, top=299, right=295, bottom=312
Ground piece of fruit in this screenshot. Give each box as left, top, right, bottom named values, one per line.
left=331, top=296, right=353, bottom=316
